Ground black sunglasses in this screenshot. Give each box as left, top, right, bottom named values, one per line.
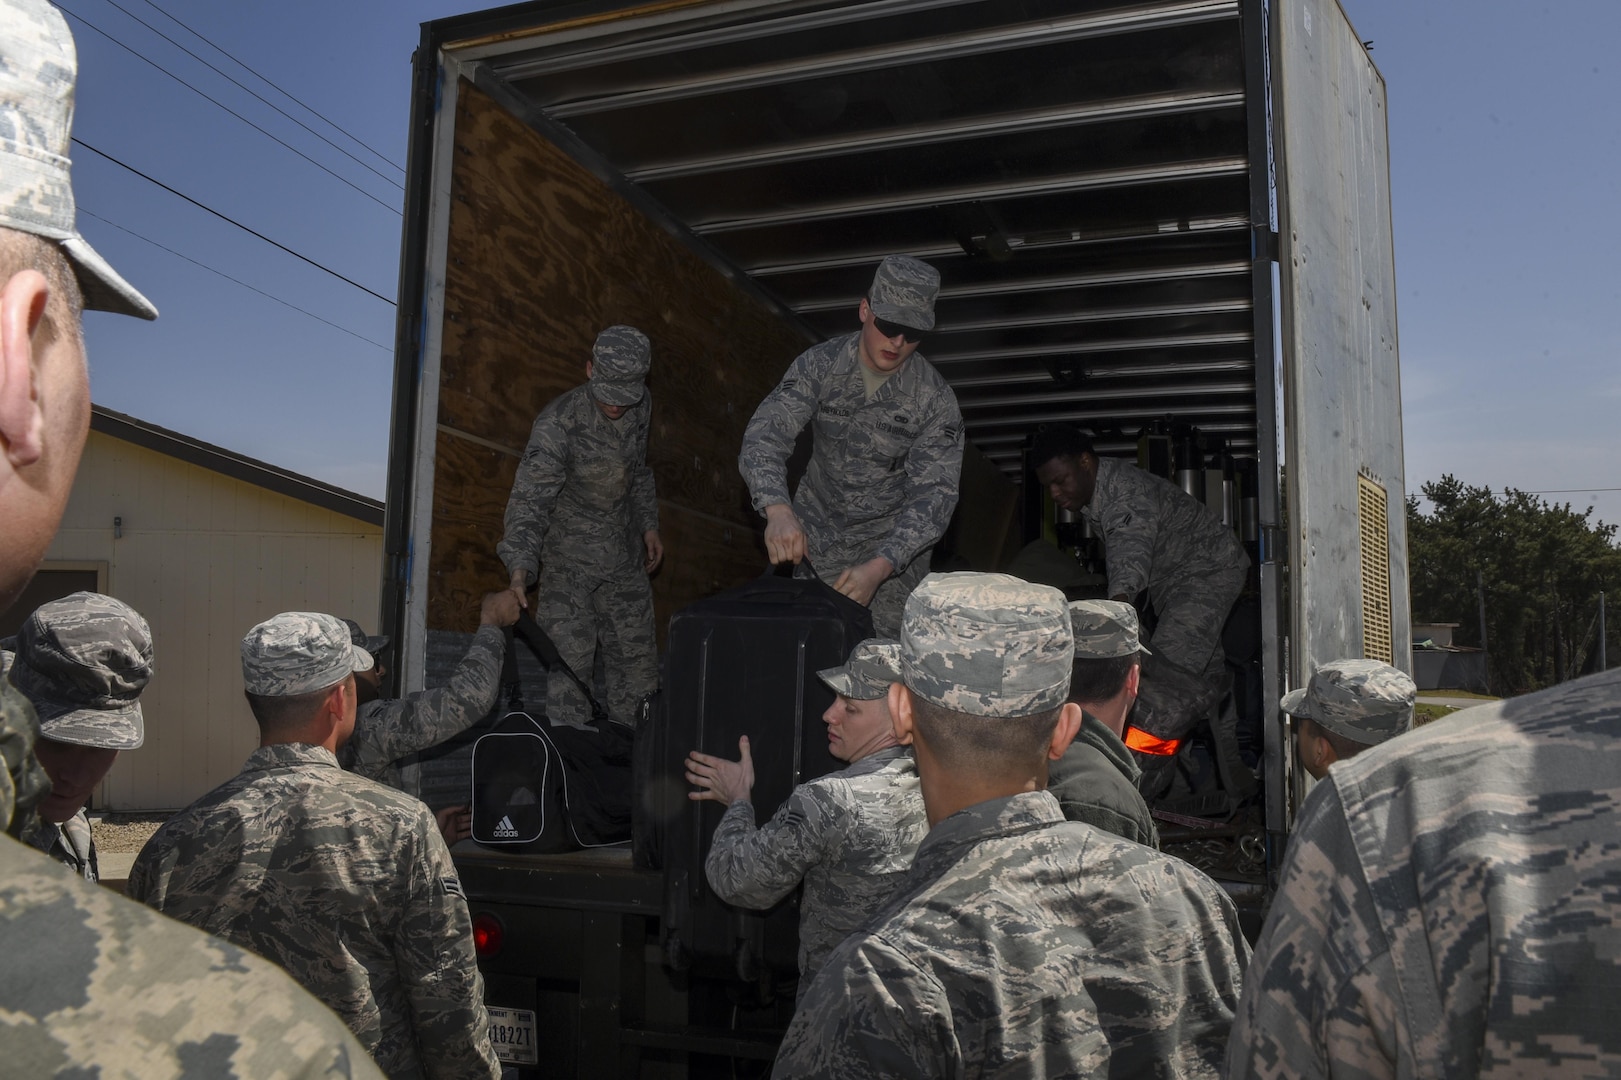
left=871, top=315, right=929, bottom=346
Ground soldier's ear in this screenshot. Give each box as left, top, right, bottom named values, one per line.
left=857, top=296, right=871, bottom=324
left=1314, top=735, right=1338, bottom=773
left=888, top=682, right=915, bottom=746
left=1048, top=702, right=1083, bottom=761
left=0, top=269, right=51, bottom=467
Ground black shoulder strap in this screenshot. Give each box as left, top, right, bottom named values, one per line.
left=503, top=610, right=611, bottom=730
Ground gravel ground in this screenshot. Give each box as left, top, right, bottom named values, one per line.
left=89, top=813, right=170, bottom=854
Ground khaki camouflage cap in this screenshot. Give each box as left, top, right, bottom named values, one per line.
left=589, top=324, right=651, bottom=407
left=8, top=591, right=152, bottom=749
left=901, top=572, right=1073, bottom=718
left=867, top=255, right=939, bottom=331
left=0, top=0, right=157, bottom=318
left=241, top=612, right=371, bottom=697
left=1280, top=658, right=1416, bottom=746
left=817, top=638, right=901, bottom=701
left=1068, top=599, right=1151, bottom=659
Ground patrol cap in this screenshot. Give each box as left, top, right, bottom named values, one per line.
left=241, top=612, right=372, bottom=698
left=817, top=638, right=901, bottom=701
left=1280, top=658, right=1416, bottom=746
left=340, top=618, right=389, bottom=661
left=0, top=0, right=157, bottom=319
left=900, top=572, right=1073, bottom=718
left=1068, top=599, right=1150, bottom=659
left=589, top=325, right=651, bottom=407
left=867, top=255, right=939, bottom=332
left=7, top=591, right=152, bottom=749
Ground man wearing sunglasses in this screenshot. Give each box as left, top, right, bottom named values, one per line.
left=740, top=256, right=964, bottom=637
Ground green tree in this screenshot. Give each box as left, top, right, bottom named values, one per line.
left=1407, top=476, right=1621, bottom=693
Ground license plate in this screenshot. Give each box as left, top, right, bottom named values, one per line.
left=487, top=1006, right=538, bottom=1065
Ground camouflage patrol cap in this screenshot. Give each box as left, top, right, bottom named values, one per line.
left=1280, top=658, right=1416, bottom=746
left=901, top=572, right=1073, bottom=718
left=8, top=592, right=152, bottom=750
left=1068, top=599, right=1151, bottom=659
left=817, top=638, right=902, bottom=701
left=241, top=612, right=372, bottom=697
left=867, top=255, right=939, bottom=332
left=589, top=324, right=651, bottom=407
left=0, top=0, right=157, bottom=318
left=340, top=618, right=389, bottom=661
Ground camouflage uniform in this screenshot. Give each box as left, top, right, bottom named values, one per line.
left=739, top=257, right=964, bottom=638
left=774, top=573, right=1249, bottom=1077
left=1, top=6, right=373, bottom=1068
left=498, top=326, right=658, bottom=728
left=7, top=591, right=154, bottom=882
left=4, top=648, right=100, bottom=879
left=127, top=613, right=499, bottom=1080
left=1079, top=456, right=1249, bottom=755
left=1047, top=714, right=1158, bottom=847
left=1, top=658, right=385, bottom=1079
left=19, top=806, right=96, bottom=878
left=1228, top=670, right=1621, bottom=1079
left=707, top=746, right=926, bottom=988
left=1048, top=599, right=1158, bottom=846
left=341, top=625, right=505, bottom=786
left=773, top=791, right=1248, bottom=1078
left=128, top=745, right=497, bottom=1080
left=704, top=639, right=924, bottom=987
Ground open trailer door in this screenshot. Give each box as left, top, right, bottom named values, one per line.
left=1272, top=0, right=1410, bottom=814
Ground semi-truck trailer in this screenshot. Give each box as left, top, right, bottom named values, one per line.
left=380, top=0, right=1407, bottom=1073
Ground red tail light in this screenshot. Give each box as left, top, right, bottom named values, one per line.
left=472, top=912, right=504, bottom=957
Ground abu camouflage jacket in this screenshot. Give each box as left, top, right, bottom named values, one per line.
left=739, top=332, right=963, bottom=573
left=705, top=746, right=926, bottom=988
left=499, top=383, right=657, bottom=584
left=774, top=791, right=1247, bottom=1078
left=128, top=743, right=499, bottom=1080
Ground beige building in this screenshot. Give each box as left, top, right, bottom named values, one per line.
left=3, top=406, right=383, bottom=812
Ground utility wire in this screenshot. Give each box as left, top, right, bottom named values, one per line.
left=74, top=137, right=396, bottom=306
left=81, top=208, right=392, bottom=352
left=138, top=0, right=403, bottom=176
left=58, top=5, right=400, bottom=215
left=98, top=0, right=402, bottom=191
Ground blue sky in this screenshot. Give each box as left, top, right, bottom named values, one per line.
left=1339, top=0, right=1621, bottom=528
left=67, top=0, right=1621, bottom=530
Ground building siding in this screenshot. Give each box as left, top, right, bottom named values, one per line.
left=42, top=430, right=383, bottom=811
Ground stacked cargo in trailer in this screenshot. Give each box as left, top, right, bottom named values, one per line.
left=382, top=0, right=1407, bottom=1075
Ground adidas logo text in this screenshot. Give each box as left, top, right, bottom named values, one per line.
left=493, top=814, right=519, bottom=839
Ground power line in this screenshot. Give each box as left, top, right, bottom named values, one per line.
left=138, top=0, right=403, bottom=176
left=98, top=0, right=402, bottom=191
left=74, top=137, right=396, bottom=306
left=81, top=208, right=392, bottom=352
left=58, top=4, right=401, bottom=215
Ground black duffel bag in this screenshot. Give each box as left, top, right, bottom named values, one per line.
left=470, top=612, right=633, bottom=854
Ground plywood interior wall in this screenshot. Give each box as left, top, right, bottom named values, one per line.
left=430, top=79, right=813, bottom=636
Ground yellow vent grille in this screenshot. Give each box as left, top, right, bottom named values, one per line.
left=1358, top=473, right=1393, bottom=664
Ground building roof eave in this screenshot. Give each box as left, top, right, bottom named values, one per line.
left=90, top=405, right=385, bottom=527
